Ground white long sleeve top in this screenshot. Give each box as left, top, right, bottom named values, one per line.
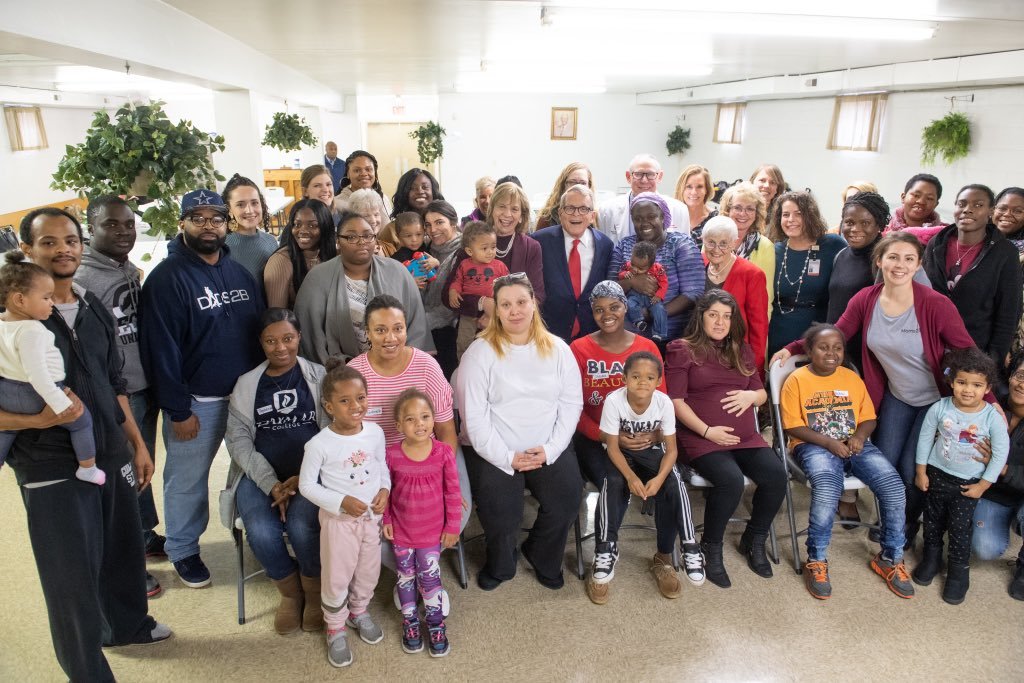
left=299, top=422, right=390, bottom=516
left=455, top=335, right=583, bottom=475
left=0, top=319, right=72, bottom=413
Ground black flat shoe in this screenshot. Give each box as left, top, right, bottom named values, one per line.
left=476, top=569, right=503, bottom=591
left=838, top=513, right=862, bottom=531
left=521, top=542, right=564, bottom=589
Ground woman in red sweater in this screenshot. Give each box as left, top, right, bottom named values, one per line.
left=771, top=232, right=989, bottom=545
left=569, top=280, right=664, bottom=595
left=701, top=216, right=769, bottom=376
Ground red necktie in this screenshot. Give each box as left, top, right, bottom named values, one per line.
left=569, top=238, right=582, bottom=336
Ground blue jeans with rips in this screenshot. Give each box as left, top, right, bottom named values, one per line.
left=795, top=439, right=906, bottom=562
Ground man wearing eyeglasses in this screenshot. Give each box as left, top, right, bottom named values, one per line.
left=534, top=185, right=613, bottom=341
left=139, top=189, right=265, bottom=590
left=597, top=153, right=690, bottom=245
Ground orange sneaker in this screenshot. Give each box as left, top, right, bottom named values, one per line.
left=804, top=560, right=832, bottom=600
left=870, top=553, right=915, bottom=599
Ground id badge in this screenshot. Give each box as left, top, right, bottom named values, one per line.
left=807, top=246, right=821, bottom=277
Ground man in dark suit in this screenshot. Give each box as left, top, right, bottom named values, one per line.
left=533, top=184, right=613, bottom=341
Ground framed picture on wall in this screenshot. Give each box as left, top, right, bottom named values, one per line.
left=551, top=107, right=577, bottom=140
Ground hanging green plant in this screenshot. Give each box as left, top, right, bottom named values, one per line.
left=920, top=111, right=971, bottom=166
left=666, top=125, right=691, bottom=156
left=262, top=112, right=318, bottom=152
left=409, top=121, right=446, bottom=165
left=51, top=100, right=225, bottom=238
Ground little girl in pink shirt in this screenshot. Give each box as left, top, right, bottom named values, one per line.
left=383, top=388, right=461, bottom=658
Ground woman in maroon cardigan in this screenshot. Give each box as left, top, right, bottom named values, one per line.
left=771, top=231, right=990, bottom=545
left=702, top=216, right=769, bottom=376
left=442, top=181, right=544, bottom=326
left=667, top=290, right=787, bottom=589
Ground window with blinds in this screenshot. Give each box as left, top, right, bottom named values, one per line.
left=713, top=103, right=745, bottom=144
left=827, top=94, right=886, bottom=151
left=4, top=105, right=48, bottom=151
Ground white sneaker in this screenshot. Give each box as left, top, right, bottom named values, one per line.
left=682, top=545, right=706, bottom=586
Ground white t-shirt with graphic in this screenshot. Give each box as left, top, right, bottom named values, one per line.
left=599, top=387, right=675, bottom=451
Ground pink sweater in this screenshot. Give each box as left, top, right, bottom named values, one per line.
left=383, top=439, right=462, bottom=548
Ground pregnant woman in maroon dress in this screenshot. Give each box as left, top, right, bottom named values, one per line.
left=666, top=289, right=787, bottom=588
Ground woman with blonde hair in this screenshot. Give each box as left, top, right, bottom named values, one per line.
left=675, top=165, right=717, bottom=243
left=719, top=182, right=775, bottom=308
left=461, top=176, right=496, bottom=226
left=536, top=162, right=595, bottom=231
left=455, top=273, right=583, bottom=590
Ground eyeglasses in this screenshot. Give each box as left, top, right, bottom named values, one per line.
left=995, top=205, right=1024, bottom=218
left=630, top=171, right=659, bottom=181
left=187, top=215, right=227, bottom=228
left=704, top=240, right=732, bottom=252
left=1011, top=371, right=1024, bottom=383
left=560, top=205, right=593, bottom=216
left=337, top=233, right=377, bottom=244
left=493, top=272, right=529, bottom=287
left=729, top=206, right=756, bottom=215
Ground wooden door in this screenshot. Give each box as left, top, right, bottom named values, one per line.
left=366, top=122, right=438, bottom=204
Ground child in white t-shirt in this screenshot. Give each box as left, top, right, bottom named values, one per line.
left=0, top=251, right=104, bottom=484
left=591, top=351, right=701, bottom=605
left=299, top=362, right=389, bottom=668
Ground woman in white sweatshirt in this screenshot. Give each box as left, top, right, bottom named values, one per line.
left=455, top=272, right=583, bottom=591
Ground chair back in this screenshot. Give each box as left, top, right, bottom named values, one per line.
left=768, top=354, right=808, bottom=406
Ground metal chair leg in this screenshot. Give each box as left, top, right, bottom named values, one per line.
left=768, top=523, right=780, bottom=565
left=573, top=515, right=585, bottom=580
left=454, top=539, right=468, bottom=589
left=234, top=526, right=246, bottom=625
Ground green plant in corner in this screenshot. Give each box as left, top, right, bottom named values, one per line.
left=666, top=125, right=691, bottom=157
left=920, top=111, right=971, bottom=166
left=409, top=121, right=446, bottom=165
left=262, top=112, right=318, bottom=152
left=51, top=100, right=225, bottom=238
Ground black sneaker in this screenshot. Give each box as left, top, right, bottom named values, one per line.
left=173, top=554, right=211, bottom=588
left=146, top=572, right=162, bottom=598
left=428, top=622, right=450, bottom=658
left=1009, top=562, right=1024, bottom=601
left=401, top=617, right=423, bottom=654
left=144, top=533, right=167, bottom=559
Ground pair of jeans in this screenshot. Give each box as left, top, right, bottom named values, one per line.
left=923, top=465, right=980, bottom=566
left=972, top=497, right=1024, bottom=561
left=794, top=440, right=906, bottom=562
left=601, top=446, right=695, bottom=554
left=690, top=447, right=788, bottom=543
left=20, top=461, right=155, bottom=681
left=127, top=388, right=160, bottom=536
left=625, top=291, right=668, bottom=339
left=234, top=474, right=321, bottom=580
left=873, top=388, right=931, bottom=524
left=464, top=445, right=583, bottom=583
left=0, top=377, right=95, bottom=466
left=161, top=398, right=229, bottom=563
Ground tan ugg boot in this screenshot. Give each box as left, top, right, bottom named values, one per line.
left=271, top=573, right=303, bottom=635
left=299, top=575, right=324, bottom=632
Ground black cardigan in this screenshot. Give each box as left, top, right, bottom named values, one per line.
left=923, top=223, right=1023, bottom=362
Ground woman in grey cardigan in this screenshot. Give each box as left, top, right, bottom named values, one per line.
left=221, top=309, right=329, bottom=635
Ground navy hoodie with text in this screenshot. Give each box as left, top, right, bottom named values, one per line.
left=139, top=235, right=265, bottom=422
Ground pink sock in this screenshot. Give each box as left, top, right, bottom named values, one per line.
left=76, top=465, right=106, bottom=486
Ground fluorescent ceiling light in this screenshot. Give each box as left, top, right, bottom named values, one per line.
left=545, top=1, right=938, bottom=21
left=455, top=75, right=606, bottom=94
left=54, top=65, right=210, bottom=96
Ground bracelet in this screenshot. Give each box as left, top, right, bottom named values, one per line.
left=703, top=426, right=710, bottom=438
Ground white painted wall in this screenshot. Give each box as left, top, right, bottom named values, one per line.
left=0, top=105, right=98, bottom=214
left=438, top=94, right=685, bottom=216
left=675, top=85, right=1024, bottom=227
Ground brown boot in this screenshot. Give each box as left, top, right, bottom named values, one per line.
left=651, top=553, right=681, bottom=599
left=271, top=573, right=303, bottom=635
left=299, top=575, right=324, bottom=632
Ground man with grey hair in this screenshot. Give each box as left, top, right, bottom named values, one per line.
left=597, top=153, right=690, bottom=244
left=533, top=184, right=614, bottom=341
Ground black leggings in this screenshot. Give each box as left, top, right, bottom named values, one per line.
left=464, top=445, right=583, bottom=583
left=690, top=447, right=787, bottom=544
left=923, top=465, right=980, bottom=567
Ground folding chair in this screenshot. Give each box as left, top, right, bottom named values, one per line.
left=232, top=516, right=268, bottom=625
left=684, top=406, right=781, bottom=564
left=768, top=354, right=882, bottom=575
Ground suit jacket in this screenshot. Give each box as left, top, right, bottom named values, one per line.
left=533, top=225, right=613, bottom=342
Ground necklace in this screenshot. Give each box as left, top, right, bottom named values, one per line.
left=495, top=232, right=515, bottom=259
left=953, top=239, right=982, bottom=268
left=707, top=254, right=735, bottom=283
left=266, top=363, right=300, bottom=394
left=776, top=241, right=810, bottom=315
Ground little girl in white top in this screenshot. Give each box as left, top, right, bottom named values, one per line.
left=0, top=251, right=104, bottom=484
left=299, top=361, right=390, bottom=669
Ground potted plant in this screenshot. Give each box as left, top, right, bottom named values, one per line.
left=666, top=125, right=691, bottom=157
left=409, top=121, right=446, bottom=165
left=920, top=111, right=971, bottom=165
left=262, top=111, right=318, bottom=152
left=51, top=100, right=225, bottom=238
